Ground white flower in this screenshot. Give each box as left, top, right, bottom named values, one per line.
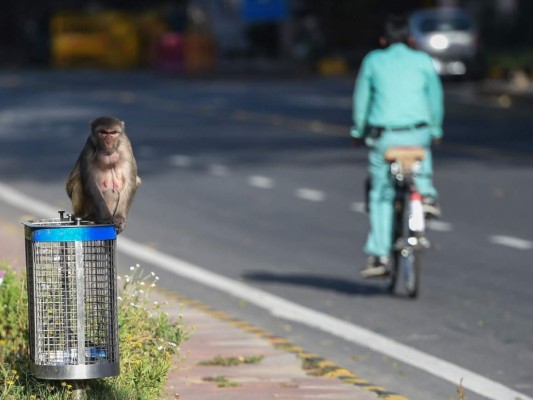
left=117, top=296, right=122, bottom=301
left=157, top=346, right=164, bottom=351
left=153, top=301, right=159, bottom=305
left=130, top=266, right=135, bottom=271
left=151, top=271, right=156, bottom=277
left=169, top=342, right=177, bottom=347
left=136, top=263, right=140, bottom=268
left=150, top=283, right=156, bottom=288
left=117, top=275, right=122, bottom=280
left=140, top=282, right=145, bottom=286
left=139, top=290, right=144, bottom=294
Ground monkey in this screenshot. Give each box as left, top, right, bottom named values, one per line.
left=66, top=116, right=141, bottom=234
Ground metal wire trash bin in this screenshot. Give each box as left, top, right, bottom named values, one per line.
left=23, top=212, right=120, bottom=380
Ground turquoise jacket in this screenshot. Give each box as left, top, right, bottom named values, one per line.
left=351, top=43, right=444, bottom=142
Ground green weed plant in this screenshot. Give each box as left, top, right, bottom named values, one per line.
left=202, top=375, right=239, bottom=388
left=198, top=355, right=264, bottom=367
left=0, top=263, right=187, bottom=400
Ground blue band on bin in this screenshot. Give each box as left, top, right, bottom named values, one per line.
left=33, top=226, right=116, bottom=242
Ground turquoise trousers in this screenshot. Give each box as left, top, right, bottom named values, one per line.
left=365, top=128, right=437, bottom=257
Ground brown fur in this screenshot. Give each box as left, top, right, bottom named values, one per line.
left=66, top=116, right=141, bottom=233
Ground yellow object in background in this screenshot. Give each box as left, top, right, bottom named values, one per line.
left=317, top=57, right=348, bottom=76
left=51, top=11, right=141, bottom=69
left=183, top=33, right=217, bottom=74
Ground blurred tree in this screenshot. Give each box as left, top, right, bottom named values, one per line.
left=475, top=0, right=533, bottom=49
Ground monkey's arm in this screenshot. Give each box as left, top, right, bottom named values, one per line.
left=112, top=171, right=141, bottom=233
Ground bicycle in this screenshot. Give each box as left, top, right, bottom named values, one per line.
left=384, top=146, right=431, bottom=298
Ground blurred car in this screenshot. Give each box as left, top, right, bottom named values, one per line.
left=409, top=7, right=485, bottom=79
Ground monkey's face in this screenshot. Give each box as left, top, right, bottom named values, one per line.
left=96, top=125, right=122, bottom=154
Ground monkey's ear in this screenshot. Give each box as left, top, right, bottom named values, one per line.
left=120, top=120, right=125, bottom=128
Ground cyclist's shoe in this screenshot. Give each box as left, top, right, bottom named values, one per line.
left=422, top=197, right=441, bottom=219
left=360, top=256, right=390, bottom=279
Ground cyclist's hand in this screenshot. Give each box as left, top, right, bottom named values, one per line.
left=432, top=138, right=442, bottom=146
left=351, top=137, right=365, bottom=148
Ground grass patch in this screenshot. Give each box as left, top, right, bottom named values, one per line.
left=202, top=375, right=239, bottom=388
left=0, top=263, right=188, bottom=400
left=198, top=355, right=264, bottom=367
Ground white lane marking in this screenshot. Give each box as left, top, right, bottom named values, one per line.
left=0, top=182, right=59, bottom=218
left=489, top=235, right=533, bottom=250
left=1, top=182, right=531, bottom=400
left=309, top=120, right=326, bottom=133
left=351, top=201, right=366, bottom=214
left=426, top=220, right=453, bottom=232
left=169, top=155, right=192, bottom=168
left=296, top=188, right=325, bottom=202
left=249, top=176, right=274, bottom=189
left=516, top=383, right=533, bottom=390
left=116, top=241, right=532, bottom=400
left=209, top=164, right=229, bottom=177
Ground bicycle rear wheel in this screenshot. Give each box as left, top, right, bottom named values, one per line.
left=399, top=246, right=421, bottom=298
left=389, top=193, right=422, bottom=298
left=387, top=252, right=399, bottom=294
left=387, top=196, right=404, bottom=294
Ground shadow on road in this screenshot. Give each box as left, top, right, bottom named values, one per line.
left=243, top=271, right=389, bottom=296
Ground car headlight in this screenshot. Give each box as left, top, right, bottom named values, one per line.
left=429, top=34, right=449, bottom=50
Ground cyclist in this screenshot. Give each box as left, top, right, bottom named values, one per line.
left=351, top=14, right=444, bottom=278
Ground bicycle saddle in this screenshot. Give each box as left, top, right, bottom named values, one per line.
left=384, top=146, right=426, bottom=173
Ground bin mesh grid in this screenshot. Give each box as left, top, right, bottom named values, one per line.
left=31, top=239, right=117, bottom=366
left=84, top=240, right=118, bottom=364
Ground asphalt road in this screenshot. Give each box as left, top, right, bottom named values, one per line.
left=0, top=70, right=532, bottom=400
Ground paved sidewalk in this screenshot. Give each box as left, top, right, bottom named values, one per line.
left=1, top=213, right=404, bottom=400
left=156, top=291, right=391, bottom=400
